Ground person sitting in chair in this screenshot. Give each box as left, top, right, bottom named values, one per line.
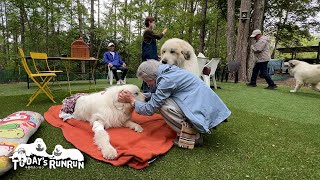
left=104, top=42, right=128, bottom=85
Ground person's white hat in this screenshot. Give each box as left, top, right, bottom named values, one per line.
left=250, top=29, right=262, bottom=37
left=108, top=42, right=115, bottom=47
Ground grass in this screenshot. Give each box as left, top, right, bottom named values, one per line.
left=1, top=78, right=320, bottom=179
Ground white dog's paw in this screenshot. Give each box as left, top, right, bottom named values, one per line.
left=133, top=124, right=143, bottom=133
left=290, top=90, right=296, bottom=93
left=101, top=146, right=117, bottom=160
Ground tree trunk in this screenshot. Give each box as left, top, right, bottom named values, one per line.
left=227, top=0, right=236, bottom=63
left=5, top=0, right=9, bottom=63
left=235, top=0, right=251, bottom=81
left=19, top=1, right=25, bottom=49
left=247, top=0, right=265, bottom=80
left=179, top=0, right=188, bottom=38
left=198, top=0, right=208, bottom=53
left=45, top=0, right=49, bottom=53
left=97, top=0, right=100, bottom=28
left=90, top=0, right=95, bottom=57
left=1, top=1, right=7, bottom=66
left=77, top=0, right=85, bottom=73
left=113, top=0, right=117, bottom=40
left=214, top=15, right=219, bottom=56
left=187, top=0, right=195, bottom=44
left=77, top=0, right=83, bottom=37
left=50, top=0, right=56, bottom=55
left=127, top=0, right=132, bottom=64
left=271, top=9, right=288, bottom=58
left=138, top=0, right=142, bottom=36
left=123, top=0, right=129, bottom=63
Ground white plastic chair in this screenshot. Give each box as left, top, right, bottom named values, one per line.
left=202, top=58, right=220, bottom=89
left=197, top=53, right=209, bottom=78
left=107, top=66, right=126, bottom=85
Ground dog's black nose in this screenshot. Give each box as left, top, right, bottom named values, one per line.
left=162, top=60, right=167, bottom=64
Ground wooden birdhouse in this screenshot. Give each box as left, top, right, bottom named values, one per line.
left=71, top=37, right=90, bottom=58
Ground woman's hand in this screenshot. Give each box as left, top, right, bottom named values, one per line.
left=118, top=90, right=135, bottom=103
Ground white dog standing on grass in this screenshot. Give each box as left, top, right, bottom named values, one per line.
left=160, top=38, right=200, bottom=77
left=284, top=60, right=320, bottom=92
left=73, top=84, right=145, bottom=160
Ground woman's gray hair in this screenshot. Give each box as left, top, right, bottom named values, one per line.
left=136, top=60, right=161, bottom=81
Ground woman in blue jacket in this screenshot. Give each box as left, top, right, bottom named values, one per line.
left=104, top=43, right=128, bottom=85
left=118, top=60, right=231, bottom=149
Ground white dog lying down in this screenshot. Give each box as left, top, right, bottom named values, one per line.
left=73, top=84, right=145, bottom=159
left=52, top=145, right=84, bottom=161
left=160, top=38, right=200, bottom=77
left=10, top=138, right=51, bottom=159
left=284, top=60, right=320, bottom=92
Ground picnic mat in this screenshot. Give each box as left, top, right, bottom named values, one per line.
left=44, top=105, right=176, bottom=169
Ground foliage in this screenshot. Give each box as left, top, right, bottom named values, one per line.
left=0, top=0, right=228, bottom=77
left=265, top=0, right=320, bottom=47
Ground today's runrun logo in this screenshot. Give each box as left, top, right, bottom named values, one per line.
left=9, top=138, right=84, bottom=170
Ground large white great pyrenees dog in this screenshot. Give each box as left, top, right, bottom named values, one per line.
left=73, top=84, right=145, bottom=159
left=160, top=38, right=200, bottom=77
left=284, top=60, right=320, bottom=92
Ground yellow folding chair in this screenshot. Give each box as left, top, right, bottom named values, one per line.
left=29, top=52, right=63, bottom=74
left=18, top=48, right=57, bottom=106
left=30, top=52, right=63, bottom=86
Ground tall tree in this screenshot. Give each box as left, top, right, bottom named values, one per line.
left=90, top=0, right=95, bottom=57
left=0, top=0, right=8, bottom=66
left=187, top=0, right=196, bottom=44
left=19, top=1, right=25, bottom=49
left=77, top=0, right=83, bottom=37
left=235, top=0, right=251, bottom=81
left=113, top=0, right=117, bottom=39
left=227, top=0, right=236, bottom=63
left=198, top=0, right=208, bottom=53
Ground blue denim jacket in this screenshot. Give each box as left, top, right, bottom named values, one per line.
left=134, top=64, right=231, bottom=133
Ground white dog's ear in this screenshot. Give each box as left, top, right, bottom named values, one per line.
left=113, top=91, right=125, bottom=111
left=289, top=61, right=298, bottom=68
left=181, top=49, right=191, bottom=60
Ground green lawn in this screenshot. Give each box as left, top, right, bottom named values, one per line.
left=1, top=79, right=320, bottom=179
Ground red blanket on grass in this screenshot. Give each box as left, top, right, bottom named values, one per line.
left=44, top=105, right=176, bottom=169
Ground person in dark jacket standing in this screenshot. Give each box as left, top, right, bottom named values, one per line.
left=142, top=16, right=167, bottom=61
left=104, top=42, right=128, bottom=85
left=141, top=16, right=167, bottom=92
